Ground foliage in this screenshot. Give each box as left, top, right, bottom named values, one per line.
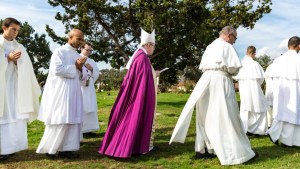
left=46, top=0, right=272, bottom=85
left=0, top=20, right=52, bottom=82
left=254, top=54, right=272, bottom=91
left=98, top=69, right=127, bottom=91
left=255, top=54, right=272, bottom=71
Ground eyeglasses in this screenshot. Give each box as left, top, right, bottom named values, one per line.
left=231, top=34, right=237, bottom=40
left=149, top=43, right=155, bottom=48
left=84, top=48, right=93, bottom=52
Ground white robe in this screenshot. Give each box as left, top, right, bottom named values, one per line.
left=170, top=38, right=255, bottom=165
left=234, top=56, right=269, bottom=135
left=0, top=35, right=41, bottom=155
left=80, top=56, right=100, bottom=133
left=37, top=44, right=84, bottom=154
left=265, top=63, right=274, bottom=127
left=266, top=50, right=300, bottom=146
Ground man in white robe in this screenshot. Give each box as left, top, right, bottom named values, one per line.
left=267, top=36, right=300, bottom=147
left=234, top=46, right=269, bottom=135
left=0, top=17, right=41, bottom=161
left=36, top=29, right=86, bottom=159
left=80, top=42, right=100, bottom=136
left=170, top=26, right=257, bottom=165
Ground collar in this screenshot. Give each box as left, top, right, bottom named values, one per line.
left=140, top=46, right=148, bottom=55
left=66, top=43, right=77, bottom=51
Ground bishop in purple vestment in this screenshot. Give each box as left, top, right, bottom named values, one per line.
left=98, top=28, right=158, bottom=158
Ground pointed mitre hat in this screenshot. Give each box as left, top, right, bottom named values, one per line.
left=125, top=28, right=155, bottom=69
left=140, top=28, right=155, bottom=46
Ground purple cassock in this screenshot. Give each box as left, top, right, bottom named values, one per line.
left=98, top=49, right=156, bottom=158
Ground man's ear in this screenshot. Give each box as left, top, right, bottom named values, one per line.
left=2, top=26, right=7, bottom=31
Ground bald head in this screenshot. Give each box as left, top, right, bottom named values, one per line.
left=68, top=29, right=84, bottom=48
left=68, top=29, right=83, bottom=38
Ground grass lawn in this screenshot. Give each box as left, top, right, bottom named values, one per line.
left=1, top=91, right=300, bottom=169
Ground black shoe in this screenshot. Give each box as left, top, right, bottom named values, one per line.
left=83, top=132, right=97, bottom=137
left=150, top=146, right=158, bottom=152
left=268, top=134, right=279, bottom=145
left=8, top=153, right=15, bottom=157
left=195, top=152, right=216, bottom=159
left=247, top=132, right=254, bottom=136
left=0, top=155, right=10, bottom=161
left=46, top=153, right=57, bottom=159
left=195, top=152, right=206, bottom=159
left=0, top=153, right=15, bottom=161
left=247, top=132, right=262, bottom=137
left=58, top=151, right=79, bottom=159
left=205, top=152, right=217, bottom=159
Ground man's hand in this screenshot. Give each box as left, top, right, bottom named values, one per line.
left=155, top=70, right=161, bottom=77
left=75, top=56, right=87, bottom=71
left=85, top=63, right=93, bottom=73
left=7, top=51, right=21, bottom=65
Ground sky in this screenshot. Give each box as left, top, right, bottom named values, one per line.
left=0, top=0, right=299, bottom=69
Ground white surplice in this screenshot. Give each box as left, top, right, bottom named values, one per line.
left=80, top=56, right=100, bottom=133
left=0, top=35, right=41, bottom=155
left=170, top=38, right=255, bottom=165
left=266, top=50, right=300, bottom=146
left=234, top=56, right=269, bottom=135
left=36, top=44, right=84, bottom=154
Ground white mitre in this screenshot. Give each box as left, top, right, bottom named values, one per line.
left=126, top=28, right=155, bottom=69
left=140, top=28, right=155, bottom=45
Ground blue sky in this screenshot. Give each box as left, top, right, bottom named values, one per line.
left=1, top=0, right=299, bottom=69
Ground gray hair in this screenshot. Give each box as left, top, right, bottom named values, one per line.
left=219, top=26, right=236, bottom=36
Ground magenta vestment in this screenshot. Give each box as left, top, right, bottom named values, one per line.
left=98, top=49, right=156, bottom=158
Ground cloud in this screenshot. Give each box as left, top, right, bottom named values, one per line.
left=0, top=0, right=65, bottom=48
left=235, top=0, right=300, bottom=60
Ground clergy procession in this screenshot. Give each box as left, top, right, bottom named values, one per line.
left=1, top=16, right=300, bottom=166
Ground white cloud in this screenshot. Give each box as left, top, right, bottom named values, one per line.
left=0, top=0, right=65, bottom=51
left=256, top=47, right=269, bottom=57
left=255, top=38, right=288, bottom=59
left=235, top=0, right=300, bottom=60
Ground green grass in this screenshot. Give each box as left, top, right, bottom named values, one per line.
left=1, top=92, right=300, bottom=168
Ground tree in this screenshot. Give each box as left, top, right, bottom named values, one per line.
left=0, top=20, right=52, bottom=82
left=254, top=54, right=272, bottom=92
left=98, top=69, right=127, bottom=91
left=46, top=0, right=272, bottom=85
left=255, top=54, right=272, bottom=71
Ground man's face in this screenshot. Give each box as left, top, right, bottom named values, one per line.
left=69, top=33, right=84, bottom=48
left=81, top=44, right=93, bottom=56
left=2, top=23, right=20, bottom=40
left=227, top=32, right=237, bottom=45
left=146, top=43, right=155, bottom=55
left=296, top=44, right=300, bottom=53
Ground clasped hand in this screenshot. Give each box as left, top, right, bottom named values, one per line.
left=85, top=63, right=93, bottom=73
left=8, top=51, right=21, bottom=64
left=75, top=56, right=87, bottom=70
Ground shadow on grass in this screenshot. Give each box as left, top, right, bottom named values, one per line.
left=244, top=144, right=300, bottom=165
